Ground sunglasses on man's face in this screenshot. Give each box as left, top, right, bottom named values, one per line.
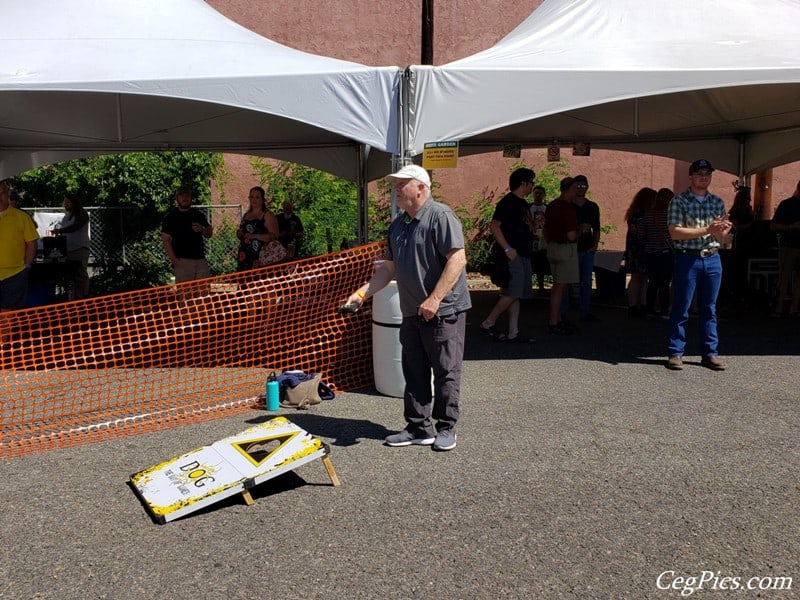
left=576, top=183, right=588, bottom=189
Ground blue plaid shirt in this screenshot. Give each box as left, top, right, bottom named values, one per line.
left=667, top=189, right=727, bottom=251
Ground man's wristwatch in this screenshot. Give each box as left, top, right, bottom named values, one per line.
left=24, top=262, right=32, bottom=269
left=504, top=247, right=513, bottom=253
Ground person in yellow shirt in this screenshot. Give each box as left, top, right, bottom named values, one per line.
left=0, top=181, right=39, bottom=310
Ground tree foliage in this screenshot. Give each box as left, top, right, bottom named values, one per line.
left=250, top=158, right=375, bottom=256
left=10, top=152, right=225, bottom=294
left=12, top=152, right=222, bottom=210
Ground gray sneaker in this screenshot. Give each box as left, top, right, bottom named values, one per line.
left=385, top=430, right=435, bottom=447
left=433, top=429, right=457, bottom=451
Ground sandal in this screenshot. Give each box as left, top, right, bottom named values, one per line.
left=480, top=325, right=506, bottom=341
left=505, top=333, right=536, bottom=343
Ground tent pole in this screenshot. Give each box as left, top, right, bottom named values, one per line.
left=116, top=94, right=123, bottom=142
left=400, top=68, right=412, bottom=166
left=754, top=170, right=773, bottom=220
left=738, top=140, right=745, bottom=182
left=421, top=0, right=434, bottom=64
left=357, top=144, right=371, bottom=244
left=391, top=68, right=414, bottom=220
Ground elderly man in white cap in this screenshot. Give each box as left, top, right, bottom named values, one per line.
left=345, top=164, right=471, bottom=451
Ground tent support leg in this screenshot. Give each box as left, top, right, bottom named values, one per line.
left=357, top=144, right=371, bottom=244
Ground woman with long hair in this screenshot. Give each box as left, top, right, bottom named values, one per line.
left=728, top=186, right=756, bottom=301
left=728, top=187, right=753, bottom=255
left=729, top=187, right=755, bottom=232
left=236, top=186, right=280, bottom=270
left=643, top=187, right=675, bottom=318
left=622, top=187, right=656, bottom=316
left=52, top=193, right=91, bottom=299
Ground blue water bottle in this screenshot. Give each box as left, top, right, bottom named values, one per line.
left=266, top=372, right=280, bottom=411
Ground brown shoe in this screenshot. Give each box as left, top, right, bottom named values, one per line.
left=701, top=355, right=727, bottom=371
left=666, top=355, right=683, bottom=370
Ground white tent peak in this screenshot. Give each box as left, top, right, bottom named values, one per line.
left=0, top=0, right=400, bottom=181
left=7, top=0, right=373, bottom=81
left=458, top=0, right=795, bottom=68
left=407, top=0, right=800, bottom=175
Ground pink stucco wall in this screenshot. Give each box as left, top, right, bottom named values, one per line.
left=209, top=0, right=796, bottom=250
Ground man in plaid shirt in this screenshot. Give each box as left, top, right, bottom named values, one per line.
left=666, top=159, right=732, bottom=371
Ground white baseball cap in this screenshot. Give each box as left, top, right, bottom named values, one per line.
left=386, top=164, right=431, bottom=188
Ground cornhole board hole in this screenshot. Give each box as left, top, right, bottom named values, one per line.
left=130, top=417, right=339, bottom=524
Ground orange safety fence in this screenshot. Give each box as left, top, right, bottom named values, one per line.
left=0, top=243, right=384, bottom=459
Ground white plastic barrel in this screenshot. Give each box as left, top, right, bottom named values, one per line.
left=372, top=280, right=405, bottom=397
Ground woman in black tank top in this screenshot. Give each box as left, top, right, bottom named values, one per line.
left=236, top=186, right=280, bottom=270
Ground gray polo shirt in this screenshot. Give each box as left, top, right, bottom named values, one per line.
left=385, top=199, right=472, bottom=318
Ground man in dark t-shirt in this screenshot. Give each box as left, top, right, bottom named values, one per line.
left=561, top=174, right=602, bottom=322
left=161, top=186, right=213, bottom=283
left=276, top=201, right=304, bottom=257
left=479, top=167, right=536, bottom=343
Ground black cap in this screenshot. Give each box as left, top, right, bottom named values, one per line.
left=689, top=159, right=714, bottom=174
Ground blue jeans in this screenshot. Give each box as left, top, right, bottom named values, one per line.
left=668, top=252, right=723, bottom=357
left=561, top=250, right=595, bottom=317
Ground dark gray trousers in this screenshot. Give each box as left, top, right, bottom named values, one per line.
left=398, top=311, right=466, bottom=437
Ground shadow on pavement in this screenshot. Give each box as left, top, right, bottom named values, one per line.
left=464, top=289, right=799, bottom=363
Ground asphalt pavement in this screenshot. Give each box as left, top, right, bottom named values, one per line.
left=1, top=290, right=798, bottom=599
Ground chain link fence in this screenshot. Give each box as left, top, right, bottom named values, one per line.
left=29, top=205, right=243, bottom=296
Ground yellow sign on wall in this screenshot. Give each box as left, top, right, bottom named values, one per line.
left=423, top=141, right=459, bottom=169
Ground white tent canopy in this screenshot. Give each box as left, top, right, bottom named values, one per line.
left=406, top=0, right=800, bottom=176
left=0, top=0, right=400, bottom=182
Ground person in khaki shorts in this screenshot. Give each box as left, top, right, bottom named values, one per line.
left=160, top=186, right=213, bottom=283
left=544, top=178, right=579, bottom=334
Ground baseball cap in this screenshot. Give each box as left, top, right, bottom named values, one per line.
left=386, top=164, right=431, bottom=188
left=689, top=159, right=714, bottom=174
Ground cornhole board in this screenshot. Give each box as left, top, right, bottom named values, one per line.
left=130, top=416, right=339, bottom=524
